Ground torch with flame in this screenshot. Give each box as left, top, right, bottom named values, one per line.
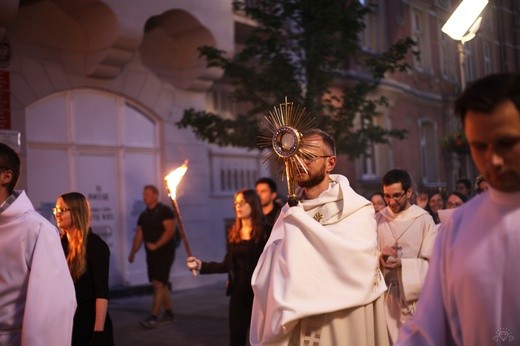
left=164, top=160, right=196, bottom=276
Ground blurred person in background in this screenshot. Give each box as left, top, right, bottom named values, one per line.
left=255, top=177, right=282, bottom=236
left=370, top=191, right=387, bottom=213
left=128, top=185, right=177, bottom=328
left=455, top=178, right=472, bottom=198
left=425, top=188, right=446, bottom=225
left=474, top=174, right=490, bottom=194
left=445, top=191, right=468, bottom=209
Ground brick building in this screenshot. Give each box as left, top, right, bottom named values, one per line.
left=0, top=0, right=518, bottom=289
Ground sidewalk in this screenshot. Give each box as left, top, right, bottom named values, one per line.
left=110, top=282, right=230, bottom=345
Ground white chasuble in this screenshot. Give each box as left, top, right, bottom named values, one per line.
left=250, top=175, right=388, bottom=346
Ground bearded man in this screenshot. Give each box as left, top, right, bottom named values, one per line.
left=376, top=169, right=437, bottom=343
left=250, top=129, right=389, bottom=346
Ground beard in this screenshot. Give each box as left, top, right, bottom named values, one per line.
left=296, top=168, right=326, bottom=189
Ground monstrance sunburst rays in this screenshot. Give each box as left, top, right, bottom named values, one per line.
left=258, top=97, right=318, bottom=206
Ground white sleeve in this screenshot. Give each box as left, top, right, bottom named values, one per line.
left=401, top=218, right=438, bottom=302
left=396, top=222, right=454, bottom=345
left=22, top=224, right=77, bottom=346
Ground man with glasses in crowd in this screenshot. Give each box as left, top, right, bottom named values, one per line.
left=375, top=168, right=437, bottom=343
left=0, top=143, right=77, bottom=345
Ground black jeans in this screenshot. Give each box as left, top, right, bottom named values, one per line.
left=228, top=295, right=252, bottom=346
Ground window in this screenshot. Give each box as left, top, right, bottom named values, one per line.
left=419, top=119, right=439, bottom=184
left=411, top=8, right=432, bottom=73
left=208, top=85, right=236, bottom=119
left=359, top=1, right=384, bottom=52
left=359, top=114, right=391, bottom=181
left=210, top=148, right=260, bottom=196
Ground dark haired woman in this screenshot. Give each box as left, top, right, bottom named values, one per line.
left=187, top=189, right=267, bottom=346
left=54, top=192, right=114, bottom=345
left=425, top=188, right=446, bottom=224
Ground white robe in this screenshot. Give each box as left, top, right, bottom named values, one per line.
left=376, top=204, right=437, bottom=343
left=397, top=189, right=520, bottom=345
left=250, top=174, right=387, bottom=345
left=0, top=191, right=77, bottom=346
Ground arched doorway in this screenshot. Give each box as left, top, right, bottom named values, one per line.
left=25, top=89, right=160, bottom=287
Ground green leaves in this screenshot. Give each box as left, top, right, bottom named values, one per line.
left=177, top=0, right=415, bottom=159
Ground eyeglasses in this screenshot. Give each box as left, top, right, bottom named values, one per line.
left=446, top=202, right=463, bottom=208
left=383, top=192, right=407, bottom=200
left=52, top=207, right=70, bottom=215
left=233, top=200, right=248, bottom=207
left=302, top=155, right=332, bottom=163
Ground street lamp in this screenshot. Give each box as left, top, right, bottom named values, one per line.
left=442, top=0, right=489, bottom=89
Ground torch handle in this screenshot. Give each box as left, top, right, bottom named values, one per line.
left=170, top=199, right=197, bottom=276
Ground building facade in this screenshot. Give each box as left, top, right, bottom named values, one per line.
left=350, top=0, right=519, bottom=197
left=0, top=0, right=519, bottom=289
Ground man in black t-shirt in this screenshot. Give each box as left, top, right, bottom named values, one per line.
left=128, top=184, right=176, bottom=328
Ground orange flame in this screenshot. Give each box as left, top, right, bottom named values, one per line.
left=164, top=160, right=188, bottom=200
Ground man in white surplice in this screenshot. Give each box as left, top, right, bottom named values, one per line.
left=376, top=169, right=437, bottom=343
left=0, top=143, right=77, bottom=346
left=397, top=73, right=520, bottom=345
left=250, top=129, right=389, bottom=346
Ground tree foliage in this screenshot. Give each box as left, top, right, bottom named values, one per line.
left=176, top=0, right=416, bottom=159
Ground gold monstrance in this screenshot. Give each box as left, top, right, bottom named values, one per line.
left=258, top=98, right=317, bottom=206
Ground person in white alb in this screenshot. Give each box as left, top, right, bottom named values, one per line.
left=376, top=168, right=437, bottom=343
left=0, top=143, right=77, bottom=346
left=397, top=73, right=520, bottom=345
left=250, top=129, right=388, bottom=346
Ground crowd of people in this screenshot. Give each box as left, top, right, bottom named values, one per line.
left=371, top=175, right=481, bottom=214
left=1, top=72, right=518, bottom=346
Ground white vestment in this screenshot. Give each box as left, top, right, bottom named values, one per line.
left=0, top=191, right=77, bottom=346
left=250, top=175, right=388, bottom=345
left=397, top=189, right=520, bottom=345
left=376, top=204, right=437, bottom=343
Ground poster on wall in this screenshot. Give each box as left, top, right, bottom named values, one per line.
left=76, top=153, right=123, bottom=286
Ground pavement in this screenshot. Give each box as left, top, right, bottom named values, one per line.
left=110, top=281, right=230, bottom=345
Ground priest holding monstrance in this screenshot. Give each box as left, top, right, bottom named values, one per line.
left=250, top=100, right=389, bottom=345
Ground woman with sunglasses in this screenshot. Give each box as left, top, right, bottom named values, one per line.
left=54, top=192, right=114, bottom=346
left=187, top=189, right=267, bottom=346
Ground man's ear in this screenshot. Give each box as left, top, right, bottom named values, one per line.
left=326, top=156, right=337, bottom=173
left=0, top=170, right=12, bottom=185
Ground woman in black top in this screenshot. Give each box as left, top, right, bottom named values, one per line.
left=187, top=189, right=267, bottom=346
left=55, top=192, right=114, bottom=346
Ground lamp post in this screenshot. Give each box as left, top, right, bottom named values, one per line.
left=441, top=0, right=489, bottom=189
left=442, top=0, right=489, bottom=90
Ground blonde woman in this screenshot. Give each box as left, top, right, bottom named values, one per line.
left=54, top=192, right=114, bottom=345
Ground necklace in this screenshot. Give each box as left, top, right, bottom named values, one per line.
left=385, top=218, right=418, bottom=252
